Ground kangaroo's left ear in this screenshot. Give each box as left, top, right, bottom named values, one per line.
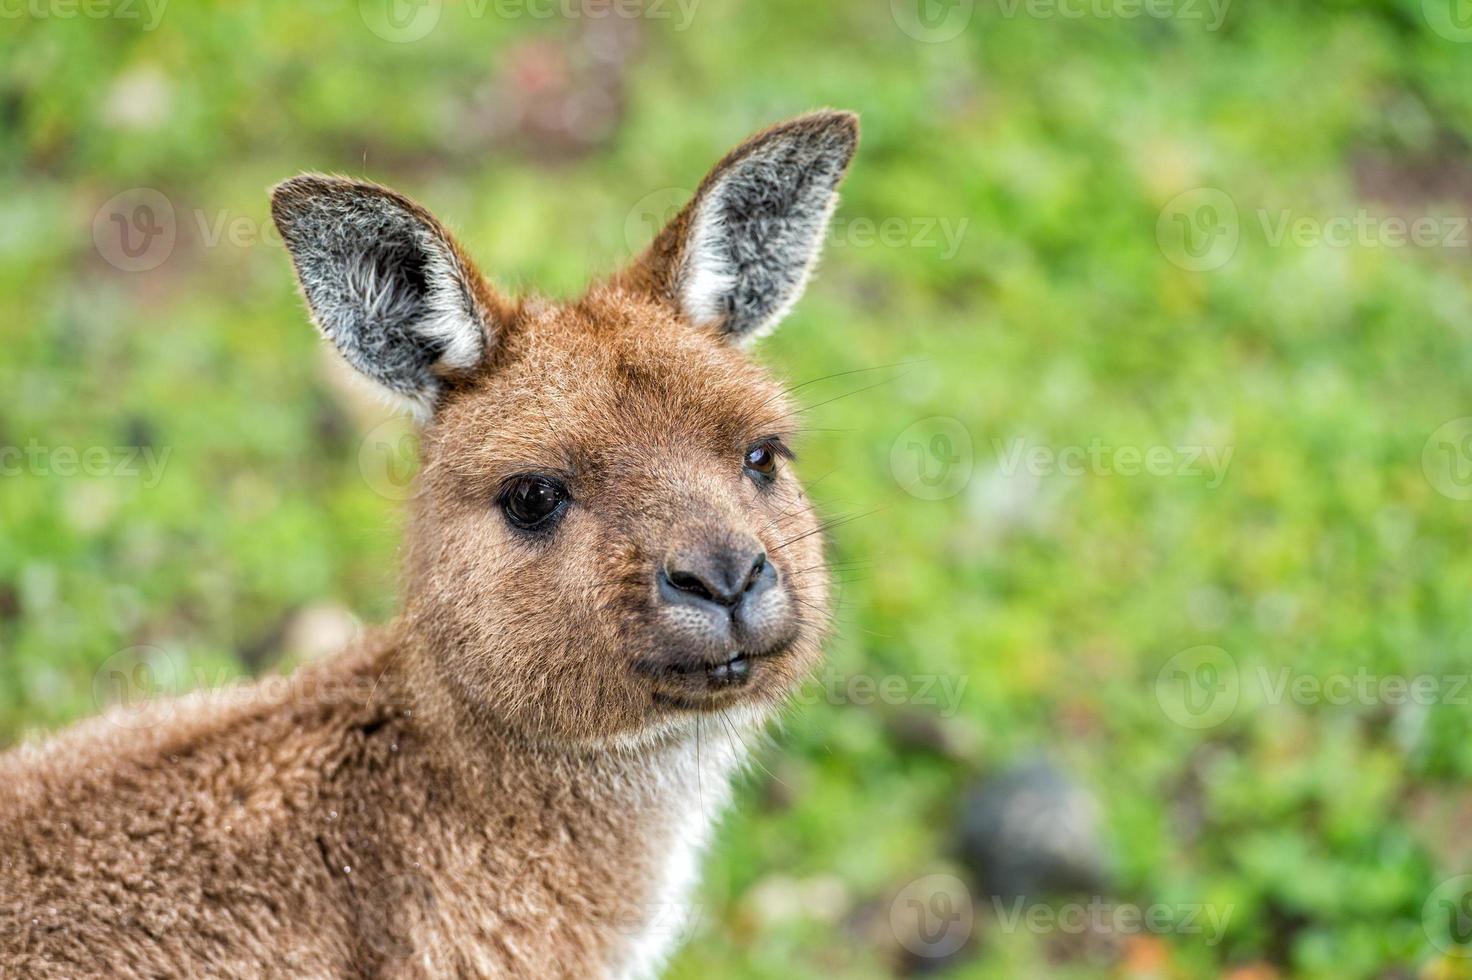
left=617, top=110, right=859, bottom=344
left=270, top=174, right=504, bottom=418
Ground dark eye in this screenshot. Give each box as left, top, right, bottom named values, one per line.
left=743, top=442, right=783, bottom=482
left=499, top=476, right=569, bottom=530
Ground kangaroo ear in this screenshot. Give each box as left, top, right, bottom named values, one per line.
left=270, top=175, right=501, bottom=417
left=619, top=110, right=859, bottom=344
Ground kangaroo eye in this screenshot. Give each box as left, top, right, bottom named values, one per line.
left=744, top=441, right=786, bottom=482
left=499, top=476, right=569, bottom=530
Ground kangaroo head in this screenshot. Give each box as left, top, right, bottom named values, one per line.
left=270, top=111, right=857, bottom=747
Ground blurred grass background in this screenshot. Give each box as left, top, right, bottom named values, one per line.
left=6, top=0, right=1472, bottom=976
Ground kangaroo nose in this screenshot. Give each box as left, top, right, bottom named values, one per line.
left=660, top=546, right=769, bottom=609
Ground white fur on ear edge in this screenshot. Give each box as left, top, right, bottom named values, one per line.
left=679, top=172, right=844, bottom=346
left=672, top=111, right=858, bottom=344
left=271, top=174, right=493, bottom=421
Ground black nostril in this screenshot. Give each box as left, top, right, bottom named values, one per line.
left=741, top=553, right=767, bottom=594
left=666, top=569, right=717, bottom=604
left=661, top=548, right=768, bottom=609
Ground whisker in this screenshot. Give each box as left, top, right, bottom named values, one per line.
left=754, top=359, right=929, bottom=415
left=773, top=508, right=883, bottom=552
left=718, top=709, right=790, bottom=793
left=695, top=713, right=706, bottom=816
left=793, top=371, right=913, bottom=416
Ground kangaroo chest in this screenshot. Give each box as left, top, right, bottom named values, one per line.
left=376, top=730, right=745, bottom=979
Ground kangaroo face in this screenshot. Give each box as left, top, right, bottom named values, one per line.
left=409, top=296, right=827, bottom=742
left=271, top=111, right=857, bottom=744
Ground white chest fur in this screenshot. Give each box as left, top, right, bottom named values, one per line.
left=611, top=717, right=752, bottom=980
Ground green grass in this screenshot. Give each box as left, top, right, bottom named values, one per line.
left=5, top=1, right=1472, bottom=976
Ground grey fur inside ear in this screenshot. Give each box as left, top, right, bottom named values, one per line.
left=270, top=176, right=488, bottom=415
left=681, top=111, right=858, bottom=342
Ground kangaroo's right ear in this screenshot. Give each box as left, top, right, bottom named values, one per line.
left=270, top=175, right=503, bottom=418
left=615, top=110, right=859, bottom=345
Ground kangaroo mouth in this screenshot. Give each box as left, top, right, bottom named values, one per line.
left=646, top=650, right=750, bottom=684
left=637, top=642, right=792, bottom=711
left=703, top=652, right=751, bottom=687
left=637, top=651, right=749, bottom=685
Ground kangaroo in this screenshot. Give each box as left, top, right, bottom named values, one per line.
left=0, top=111, right=857, bottom=978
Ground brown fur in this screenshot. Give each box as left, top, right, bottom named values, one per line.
left=0, top=111, right=856, bottom=978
